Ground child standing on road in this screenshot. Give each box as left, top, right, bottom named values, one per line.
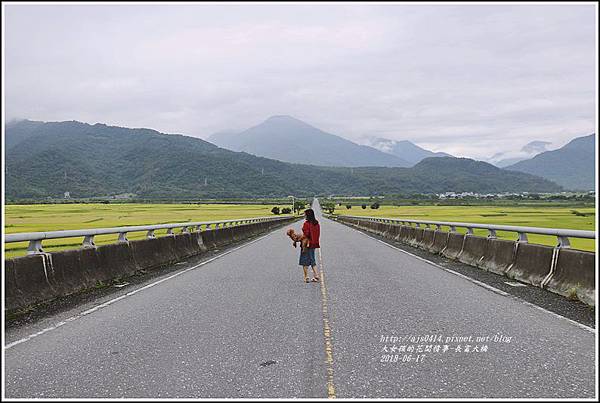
left=299, top=208, right=321, bottom=283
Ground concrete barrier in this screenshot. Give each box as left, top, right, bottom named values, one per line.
left=95, top=242, right=140, bottom=280
left=50, top=248, right=104, bottom=296
left=216, top=227, right=235, bottom=246
left=130, top=236, right=179, bottom=270
left=544, top=248, right=595, bottom=306
left=382, top=223, right=397, bottom=239
left=441, top=233, right=466, bottom=260
left=8, top=254, right=57, bottom=311
left=245, top=223, right=263, bottom=239
left=457, top=235, right=489, bottom=266
left=376, top=222, right=388, bottom=236
left=394, top=226, right=406, bottom=242
left=173, top=232, right=203, bottom=260
left=367, top=221, right=377, bottom=232
left=255, top=222, right=266, bottom=235
left=4, top=259, right=20, bottom=308
left=248, top=222, right=262, bottom=236
left=378, top=222, right=389, bottom=236
left=477, top=238, right=516, bottom=275
left=408, top=228, right=425, bottom=247
left=389, top=224, right=402, bottom=242
left=5, top=217, right=296, bottom=313
left=202, top=227, right=235, bottom=248
left=402, top=227, right=417, bottom=244
left=200, top=229, right=218, bottom=249
left=420, top=229, right=436, bottom=250
left=230, top=225, right=247, bottom=242
left=430, top=231, right=450, bottom=254
left=506, top=243, right=555, bottom=287
left=369, top=221, right=379, bottom=233
left=402, top=226, right=416, bottom=245
left=192, top=232, right=209, bottom=253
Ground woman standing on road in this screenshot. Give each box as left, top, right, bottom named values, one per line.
left=300, top=208, right=321, bottom=283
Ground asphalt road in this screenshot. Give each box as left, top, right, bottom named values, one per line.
left=4, top=201, right=597, bottom=398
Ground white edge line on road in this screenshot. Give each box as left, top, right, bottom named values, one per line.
left=5, top=232, right=275, bottom=350
left=347, top=223, right=596, bottom=335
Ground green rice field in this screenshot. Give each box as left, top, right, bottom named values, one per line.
left=4, top=203, right=294, bottom=258
left=331, top=205, right=596, bottom=252
left=4, top=203, right=596, bottom=257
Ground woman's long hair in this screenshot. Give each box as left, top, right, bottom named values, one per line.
left=305, top=208, right=319, bottom=225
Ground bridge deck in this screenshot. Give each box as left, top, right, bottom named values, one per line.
left=4, top=206, right=596, bottom=398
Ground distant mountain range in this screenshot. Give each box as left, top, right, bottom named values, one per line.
left=207, top=117, right=595, bottom=190
left=489, top=140, right=553, bottom=168
left=5, top=120, right=562, bottom=200
left=505, top=134, right=595, bottom=190
left=208, top=115, right=412, bottom=167
left=361, top=137, right=452, bottom=165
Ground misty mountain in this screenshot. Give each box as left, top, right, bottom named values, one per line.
left=505, top=134, right=596, bottom=190
left=362, top=137, right=452, bottom=166
left=489, top=140, right=552, bottom=168
left=208, top=115, right=411, bottom=167
left=5, top=120, right=562, bottom=200
left=522, top=140, right=552, bottom=154
left=205, top=129, right=240, bottom=149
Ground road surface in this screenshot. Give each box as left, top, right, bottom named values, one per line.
left=4, top=201, right=596, bottom=398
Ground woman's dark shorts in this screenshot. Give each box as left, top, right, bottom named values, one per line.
left=299, top=247, right=317, bottom=266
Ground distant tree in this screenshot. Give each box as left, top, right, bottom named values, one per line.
left=320, top=201, right=336, bottom=214
left=370, top=202, right=380, bottom=209
left=362, top=204, right=367, bottom=209
left=293, top=201, right=306, bottom=213
left=346, top=204, right=352, bottom=209
left=281, top=207, right=292, bottom=214
left=271, top=206, right=280, bottom=215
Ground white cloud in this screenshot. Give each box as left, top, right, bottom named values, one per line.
left=4, top=3, right=596, bottom=160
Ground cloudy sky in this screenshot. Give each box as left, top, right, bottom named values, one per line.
left=4, top=3, right=597, bottom=159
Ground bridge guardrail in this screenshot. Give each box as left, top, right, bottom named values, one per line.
left=5, top=214, right=300, bottom=313
left=5, top=216, right=292, bottom=255
left=324, top=214, right=595, bottom=248
left=325, top=213, right=596, bottom=306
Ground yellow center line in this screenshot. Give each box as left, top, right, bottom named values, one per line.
left=318, top=247, right=336, bottom=399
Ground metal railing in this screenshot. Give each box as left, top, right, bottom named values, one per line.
left=5, top=216, right=292, bottom=255
left=326, top=214, right=596, bottom=249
